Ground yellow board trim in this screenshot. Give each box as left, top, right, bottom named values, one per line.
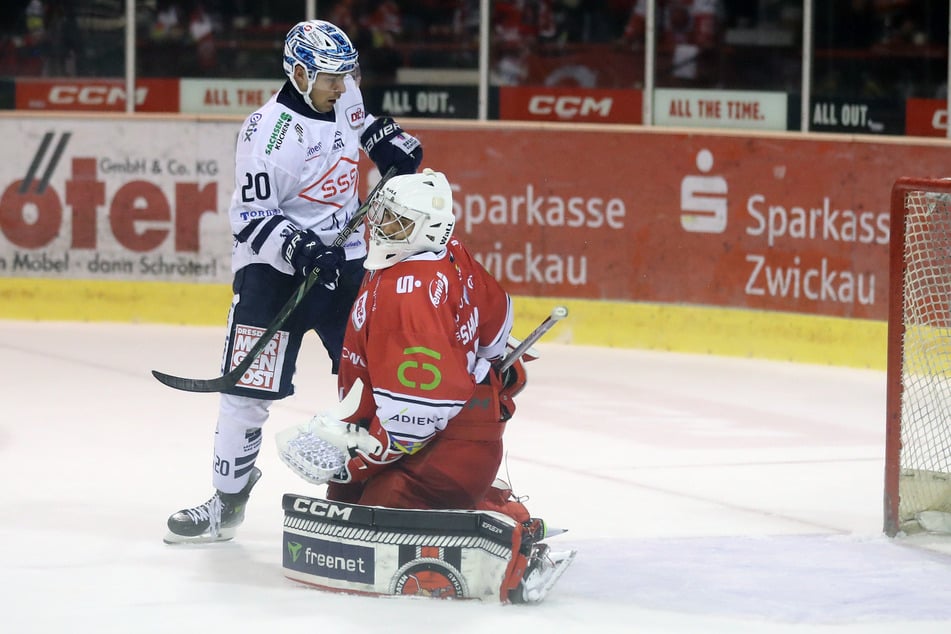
left=0, top=278, right=887, bottom=369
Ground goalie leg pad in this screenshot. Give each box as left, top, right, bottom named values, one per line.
left=281, top=494, right=572, bottom=603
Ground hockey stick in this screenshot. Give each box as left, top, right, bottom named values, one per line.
left=151, top=166, right=397, bottom=393
left=499, top=305, right=568, bottom=373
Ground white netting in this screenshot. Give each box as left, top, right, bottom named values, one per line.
left=897, top=188, right=951, bottom=530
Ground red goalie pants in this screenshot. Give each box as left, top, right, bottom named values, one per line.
left=326, top=381, right=531, bottom=525
left=326, top=435, right=501, bottom=507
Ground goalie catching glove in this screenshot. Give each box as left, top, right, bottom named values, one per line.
left=276, top=413, right=403, bottom=485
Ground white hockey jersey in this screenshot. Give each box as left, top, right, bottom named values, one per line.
left=229, top=76, right=372, bottom=275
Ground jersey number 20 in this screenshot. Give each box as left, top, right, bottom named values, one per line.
left=241, top=172, right=271, bottom=202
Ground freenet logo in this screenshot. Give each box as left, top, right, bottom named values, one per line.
left=282, top=533, right=374, bottom=583
left=680, top=149, right=728, bottom=234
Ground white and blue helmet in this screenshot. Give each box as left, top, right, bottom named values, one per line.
left=283, top=20, right=358, bottom=107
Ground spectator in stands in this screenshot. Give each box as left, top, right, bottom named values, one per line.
left=151, top=0, right=184, bottom=41
left=187, top=1, right=216, bottom=73
left=621, top=0, right=720, bottom=50
left=620, top=0, right=722, bottom=85
left=44, top=0, right=82, bottom=76
left=356, top=0, right=403, bottom=84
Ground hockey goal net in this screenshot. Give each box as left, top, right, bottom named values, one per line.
left=885, top=177, right=951, bottom=536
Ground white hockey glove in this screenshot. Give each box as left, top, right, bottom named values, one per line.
left=275, top=414, right=383, bottom=485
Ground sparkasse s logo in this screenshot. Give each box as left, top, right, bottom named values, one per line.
left=680, top=148, right=728, bottom=233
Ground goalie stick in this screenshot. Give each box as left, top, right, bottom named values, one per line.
left=499, top=305, right=568, bottom=373
left=151, top=166, right=397, bottom=393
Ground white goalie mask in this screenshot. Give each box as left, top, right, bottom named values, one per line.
left=365, top=169, right=455, bottom=271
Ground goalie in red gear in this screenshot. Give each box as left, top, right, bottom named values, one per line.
left=327, top=168, right=523, bottom=512
left=276, top=168, right=573, bottom=602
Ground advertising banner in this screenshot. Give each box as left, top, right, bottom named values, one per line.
left=807, top=97, right=905, bottom=135
left=408, top=122, right=951, bottom=321
left=653, top=89, right=787, bottom=130
left=906, top=97, right=948, bottom=138
left=499, top=87, right=643, bottom=124
left=0, top=118, right=236, bottom=283
left=362, top=84, right=479, bottom=119
left=15, top=78, right=179, bottom=112
left=179, top=78, right=282, bottom=115
left=3, top=116, right=951, bottom=322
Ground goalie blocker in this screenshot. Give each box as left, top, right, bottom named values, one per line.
left=282, top=494, right=575, bottom=603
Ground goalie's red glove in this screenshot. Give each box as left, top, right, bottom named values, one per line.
left=495, top=334, right=534, bottom=421
left=498, top=357, right=526, bottom=421
left=330, top=419, right=404, bottom=485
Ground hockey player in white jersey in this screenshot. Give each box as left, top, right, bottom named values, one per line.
left=164, top=19, right=422, bottom=544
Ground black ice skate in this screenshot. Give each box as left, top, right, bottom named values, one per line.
left=509, top=542, right=577, bottom=604
left=164, top=467, right=262, bottom=544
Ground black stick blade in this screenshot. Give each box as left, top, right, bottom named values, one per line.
left=151, top=369, right=238, bottom=393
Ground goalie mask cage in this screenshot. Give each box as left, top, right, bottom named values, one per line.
left=885, top=177, right=951, bottom=537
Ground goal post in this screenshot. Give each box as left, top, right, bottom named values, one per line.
left=885, top=177, right=951, bottom=537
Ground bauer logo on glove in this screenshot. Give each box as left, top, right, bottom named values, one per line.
left=361, top=116, right=423, bottom=176
left=281, top=227, right=345, bottom=288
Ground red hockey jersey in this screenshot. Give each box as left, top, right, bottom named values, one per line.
left=337, top=237, right=514, bottom=455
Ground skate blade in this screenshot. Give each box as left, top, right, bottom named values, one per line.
left=543, top=526, right=569, bottom=539
left=163, top=527, right=236, bottom=545
left=522, top=549, right=577, bottom=603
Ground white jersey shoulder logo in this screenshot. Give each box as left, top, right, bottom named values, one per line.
left=345, top=103, right=366, bottom=129
left=243, top=112, right=264, bottom=143
left=265, top=112, right=293, bottom=155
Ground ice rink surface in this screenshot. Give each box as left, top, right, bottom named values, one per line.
left=4, top=320, right=951, bottom=633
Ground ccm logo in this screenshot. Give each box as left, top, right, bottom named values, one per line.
left=292, top=497, right=354, bottom=520
left=528, top=95, right=612, bottom=118
left=48, top=85, right=148, bottom=106
left=932, top=109, right=948, bottom=131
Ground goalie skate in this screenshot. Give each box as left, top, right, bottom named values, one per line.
left=510, top=543, right=577, bottom=604
left=164, top=467, right=262, bottom=544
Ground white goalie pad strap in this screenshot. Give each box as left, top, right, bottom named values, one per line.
left=281, top=494, right=519, bottom=602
